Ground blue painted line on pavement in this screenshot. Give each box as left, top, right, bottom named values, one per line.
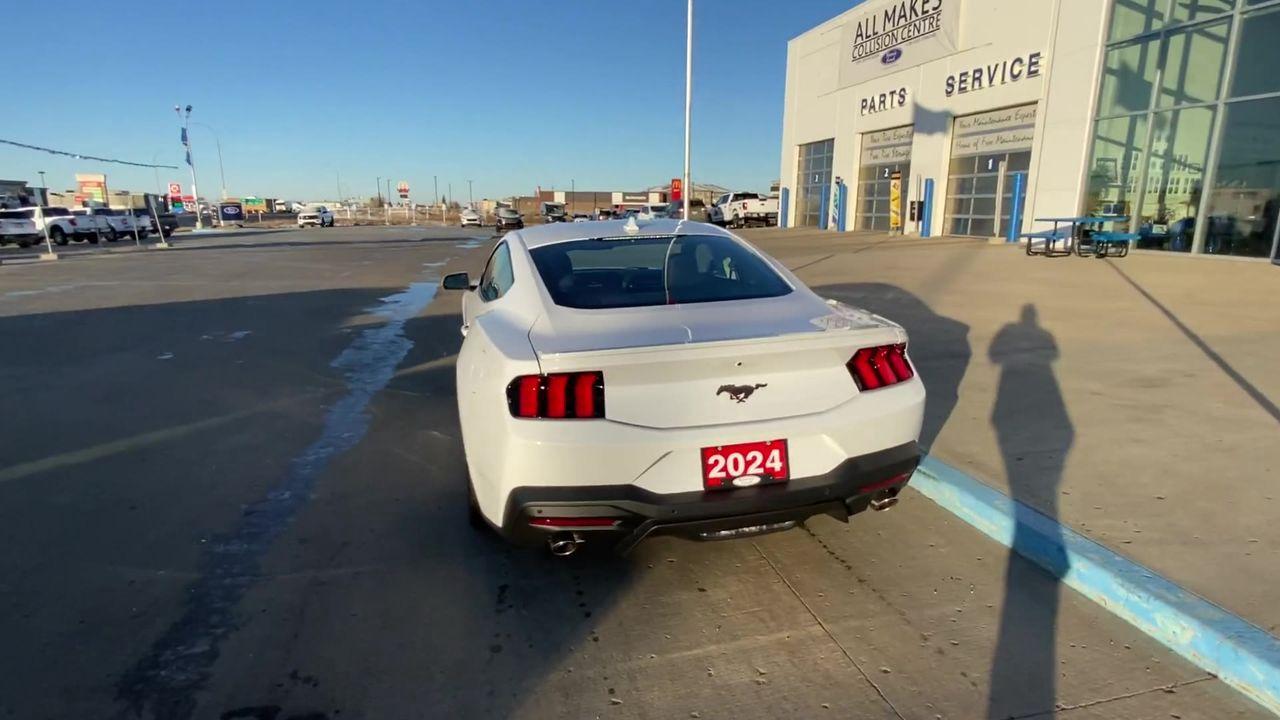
left=911, top=455, right=1280, bottom=716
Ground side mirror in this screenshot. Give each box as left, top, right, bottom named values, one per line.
left=442, top=272, right=472, bottom=291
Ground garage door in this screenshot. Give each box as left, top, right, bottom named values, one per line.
left=857, top=126, right=913, bottom=231
left=945, top=104, right=1036, bottom=237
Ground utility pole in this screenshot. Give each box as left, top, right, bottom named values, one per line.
left=376, top=176, right=382, bottom=206
left=434, top=175, right=440, bottom=224
left=467, top=179, right=474, bottom=208
left=175, top=104, right=203, bottom=230
left=571, top=178, right=575, bottom=216
left=385, top=179, right=391, bottom=225
left=336, top=170, right=343, bottom=204
left=192, top=122, right=226, bottom=199
left=682, top=0, right=694, bottom=221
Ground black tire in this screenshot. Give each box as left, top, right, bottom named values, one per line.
left=87, top=234, right=100, bottom=245
left=105, top=228, right=118, bottom=242
left=18, top=238, right=32, bottom=248
left=51, top=227, right=68, bottom=245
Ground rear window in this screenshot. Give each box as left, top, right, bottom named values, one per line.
left=529, top=234, right=792, bottom=309
left=0, top=210, right=35, bottom=219
left=42, top=207, right=70, bottom=216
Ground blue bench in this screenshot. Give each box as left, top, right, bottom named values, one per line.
left=1080, top=231, right=1139, bottom=258
left=1021, top=227, right=1073, bottom=257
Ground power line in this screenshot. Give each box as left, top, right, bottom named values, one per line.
left=0, top=138, right=179, bottom=169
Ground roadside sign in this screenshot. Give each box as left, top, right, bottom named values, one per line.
left=168, top=182, right=182, bottom=196
left=671, top=178, right=682, bottom=202
left=397, top=181, right=409, bottom=199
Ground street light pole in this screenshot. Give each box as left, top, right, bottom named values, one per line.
left=467, top=179, right=474, bottom=208
left=434, top=175, right=440, bottom=224
left=385, top=179, right=391, bottom=225
left=175, top=104, right=203, bottom=230
left=571, top=178, right=575, bottom=216
left=37, top=171, right=46, bottom=203
left=192, top=122, right=226, bottom=200
left=683, top=0, right=694, bottom=221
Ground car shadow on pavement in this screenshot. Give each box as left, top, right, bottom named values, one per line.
left=812, top=282, right=971, bottom=450
left=985, top=304, right=1073, bottom=719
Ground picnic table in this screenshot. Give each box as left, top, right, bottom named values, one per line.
left=1022, top=216, right=1135, bottom=258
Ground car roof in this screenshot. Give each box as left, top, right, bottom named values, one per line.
left=512, top=218, right=735, bottom=249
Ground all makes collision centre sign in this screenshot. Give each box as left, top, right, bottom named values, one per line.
left=838, top=0, right=961, bottom=88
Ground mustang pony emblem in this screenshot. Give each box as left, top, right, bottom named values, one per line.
left=717, top=383, right=768, bottom=403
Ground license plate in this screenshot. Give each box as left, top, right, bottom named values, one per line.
left=700, top=439, right=789, bottom=490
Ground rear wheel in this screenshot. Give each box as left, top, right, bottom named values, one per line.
left=104, top=227, right=118, bottom=242
left=51, top=227, right=68, bottom=245
left=17, top=238, right=32, bottom=248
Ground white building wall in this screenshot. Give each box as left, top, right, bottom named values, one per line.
left=780, top=0, right=1109, bottom=234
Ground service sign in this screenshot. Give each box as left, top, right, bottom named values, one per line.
left=839, top=0, right=961, bottom=88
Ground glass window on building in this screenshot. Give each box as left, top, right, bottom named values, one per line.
left=1085, top=115, right=1149, bottom=220
left=794, top=139, right=834, bottom=228
left=1139, top=106, right=1215, bottom=251
left=1204, top=97, right=1280, bottom=258
left=945, top=105, right=1036, bottom=238
left=1086, top=0, right=1279, bottom=258
left=856, top=126, right=912, bottom=232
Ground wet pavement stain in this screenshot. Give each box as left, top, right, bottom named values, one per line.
left=113, top=281, right=440, bottom=720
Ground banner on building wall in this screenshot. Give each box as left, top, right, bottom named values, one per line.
left=889, top=171, right=902, bottom=230
left=952, top=103, right=1038, bottom=157
left=838, top=0, right=961, bottom=88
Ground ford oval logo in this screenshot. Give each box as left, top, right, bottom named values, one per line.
left=881, top=48, right=902, bottom=65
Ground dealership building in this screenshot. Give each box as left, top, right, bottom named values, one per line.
left=779, top=0, right=1280, bottom=261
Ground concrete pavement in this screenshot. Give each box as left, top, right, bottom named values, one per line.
left=0, top=225, right=1270, bottom=718
left=742, top=227, right=1280, bottom=636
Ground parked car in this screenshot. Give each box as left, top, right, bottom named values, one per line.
left=595, top=209, right=616, bottom=221
left=0, top=210, right=40, bottom=248
left=440, top=219, right=923, bottom=556
left=133, top=208, right=178, bottom=238
left=460, top=208, right=483, bottom=227
left=27, top=207, right=82, bottom=245
left=70, top=208, right=114, bottom=242
left=494, top=206, right=524, bottom=232
left=297, top=204, right=335, bottom=227
left=707, top=192, right=779, bottom=228
left=540, top=201, right=567, bottom=223
left=662, top=199, right=708, bottom=221
left=637, top=203, right=668, bottom=220
left=571, top=213, right=591, bottom=223
left=95, top=208, right=143, bottom=240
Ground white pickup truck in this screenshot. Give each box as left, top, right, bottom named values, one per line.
left=707, top=191, right=779, bottom=228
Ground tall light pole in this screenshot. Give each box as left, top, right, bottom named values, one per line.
left=467, top=179, right=474, bottom=208
left=37, top=171, right=46, bottom=203
left=385, top=179, right=392, bottom=225
left=434, top=175, right=440, bottom=224
left=682, top=0, right=694, bottom=221
left=376, top=176, right=382, bottom=206
left=571, top=178, right=575, bottom=216
left=191, top=122, right=226, bottom=199
left=175, top=104, right=204, bottom=230
left=151, top=152, right=164, bottom=196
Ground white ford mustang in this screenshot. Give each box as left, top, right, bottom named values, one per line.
left=442, top=218, right=924, bottom=555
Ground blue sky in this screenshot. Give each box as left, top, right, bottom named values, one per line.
left=1, top=0, right=856, bottom=202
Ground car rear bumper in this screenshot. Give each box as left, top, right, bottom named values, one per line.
left=498, top=441, right=920, bottom=553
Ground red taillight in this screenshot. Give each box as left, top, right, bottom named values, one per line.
left=528, top=517, right=621, bottom=529
left=507, top=372, right=604, bottom=419
left=848, top=343, right=914, bottom=392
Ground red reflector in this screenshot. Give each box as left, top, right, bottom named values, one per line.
left=573, top=373, right=598, bottom=418
left=517, top=376, right=541, bottom=418
left=545, top=374, right=570, bottom=418
left=861, top=471, right=913, bottom=494
left=529, top=517, right=620, bottom=528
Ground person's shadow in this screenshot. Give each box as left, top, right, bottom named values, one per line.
left=986, top=304, right=1074, bottom=719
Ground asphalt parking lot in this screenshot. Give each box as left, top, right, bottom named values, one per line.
left=0, top=225, right=1269, bottom=720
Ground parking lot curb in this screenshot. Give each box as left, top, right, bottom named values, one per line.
left=910, top=456, right=1280, bottom=715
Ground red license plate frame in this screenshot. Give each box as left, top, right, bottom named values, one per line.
left=700, top=439, right=790, bottom=490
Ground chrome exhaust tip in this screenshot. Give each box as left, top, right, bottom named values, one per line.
left=870, top=495, right=899, bottom=512
left=548, top=532, right=584, bottom=557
